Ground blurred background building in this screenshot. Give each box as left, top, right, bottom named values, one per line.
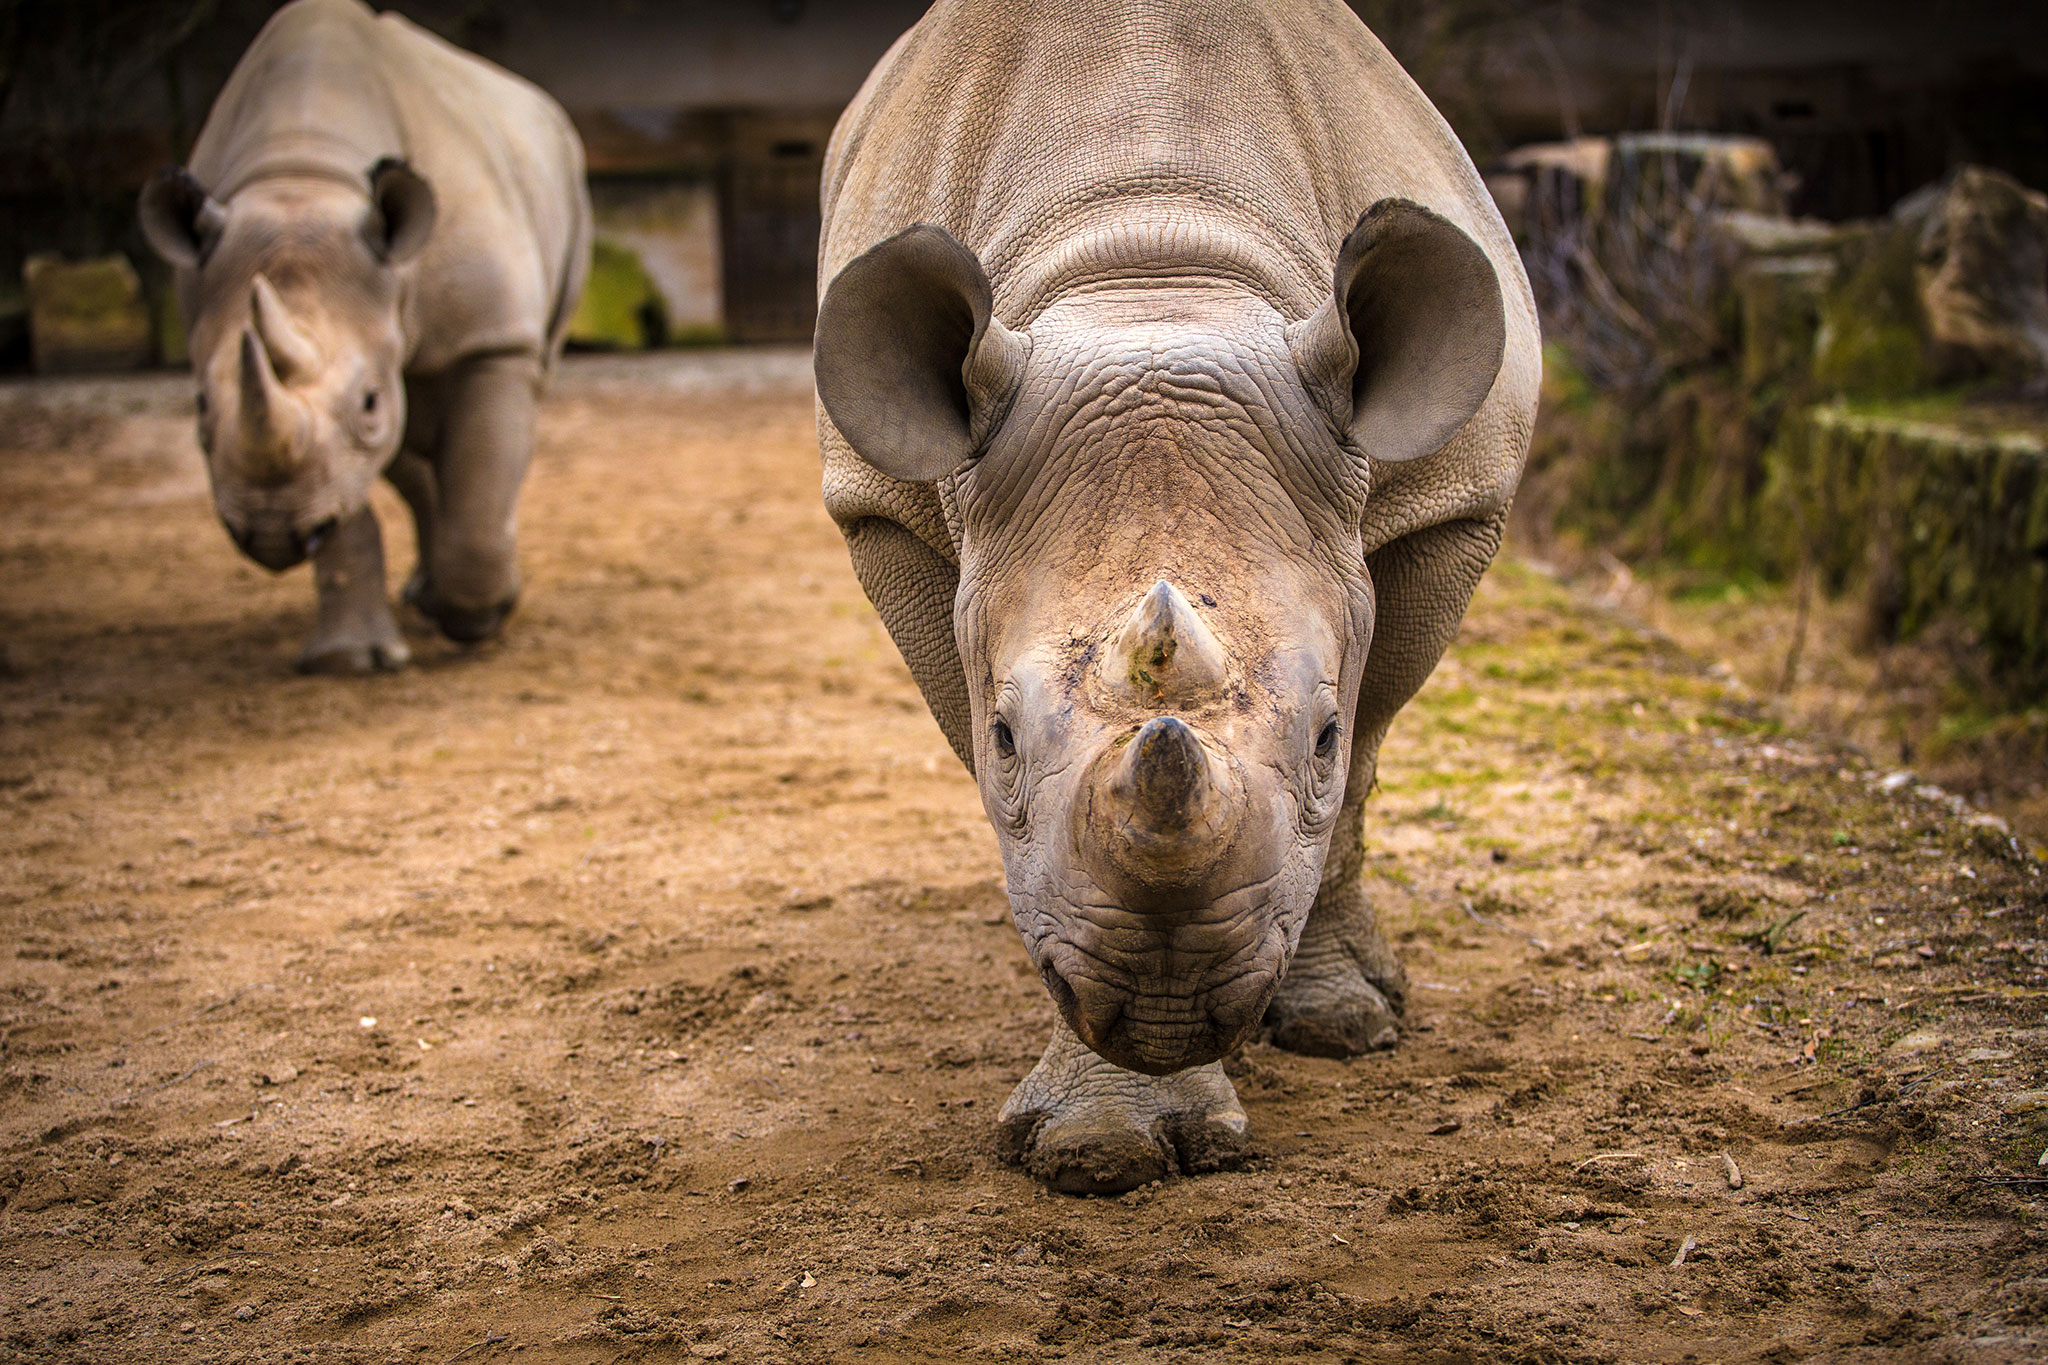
left=0, top=0, right=2042, bottom=369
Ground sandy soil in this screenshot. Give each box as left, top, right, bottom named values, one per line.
left=2, top=352, right=2046, bottom=1364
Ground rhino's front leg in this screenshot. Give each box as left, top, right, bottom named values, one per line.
left=413, top=352, right=539, bottom=643
left=383, top=445, right=438, bottom=610
left=998, top=1012, right=1249, bottom=1195
left=298, top=505, right=409, bottom=674
left=1261, top=783, right=1407, bottom=1056
left=1263, top=517, right=1505, bottom=1057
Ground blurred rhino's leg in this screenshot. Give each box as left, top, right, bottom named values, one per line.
left=299, top=505, right=408, bottom=675
left=998, top=1012, right=1249, bottom=1196
left=1262, top=786, right=1406, bottom=1057
left=418, top=352, right=539, bottom=643
left=384, top=445, right=439, bottom=610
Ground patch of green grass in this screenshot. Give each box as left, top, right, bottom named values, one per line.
left=1670, top=959, right=1723, bottom=992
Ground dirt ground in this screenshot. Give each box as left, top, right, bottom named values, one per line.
left=3, top=352, right=2047, bottom=1364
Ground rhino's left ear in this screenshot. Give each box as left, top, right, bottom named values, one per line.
left=138, top=167, right=227, bottom=269
left=364, top=158, right=436, bottom=264
left=814, top=224, right=1028, bottom=484
left=1289, top=199, right=1506, bottom=463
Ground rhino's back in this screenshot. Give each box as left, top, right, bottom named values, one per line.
left=189, top=0, right=588, bottom=370
left=823, top=0, right=1514, bottom=326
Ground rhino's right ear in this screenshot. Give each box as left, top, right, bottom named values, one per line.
left=365, top=158, right=436, bottom=264
left=138, top=167, right=227, bottom=269
left=814, top=224, right=1028, bottom=484
left=1289, top=199, right=1506, bottom=464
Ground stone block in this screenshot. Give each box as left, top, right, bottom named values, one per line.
left=23, top=252, right=152, bottom=374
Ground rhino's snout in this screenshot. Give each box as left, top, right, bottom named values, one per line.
left=225, top=513, right=336, bottom=572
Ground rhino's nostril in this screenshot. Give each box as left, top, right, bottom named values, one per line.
left=302, top=515, right=340, bottom=557
left=1041, top=962, right=1079, bottom=1021
left=1043, top=961, right=1127, bottom=1056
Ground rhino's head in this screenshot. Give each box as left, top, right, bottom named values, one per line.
left=816, top=205, right=1505, bottom=1075
left=140, top=161, right=436, bottom=570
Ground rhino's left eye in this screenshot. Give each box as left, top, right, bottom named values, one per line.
left=992, top=717, right=1017, bottom=760
left=1315, top=716, right=1342, bottom=760
left=362, top=389, right=380, bottom=414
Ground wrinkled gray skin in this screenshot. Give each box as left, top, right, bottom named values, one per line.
left=814, top=0, right=1539, bottom=1194
left=138, top=0, right=590, bottom=672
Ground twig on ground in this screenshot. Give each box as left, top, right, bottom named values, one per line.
left=115, top=1059, right=214, bottom=1106
left=1778, top=563, right=1812, bottom=694
left=449, top=1333, right=509, bottom=1363
left=1721, top=1151, right=1743, bottom=1189
left=155, top=1256, right=265, bottom=1287
left=1572, top=1151, right=1647, bottom=1173
left=184, top=983, right=272, bottom=1023
left=1670, top=1236, right=1696, bottom=1268
left=1786, top=1069, right=1942, bottom=1127
left=1460, top=899, right=1550, bottom=951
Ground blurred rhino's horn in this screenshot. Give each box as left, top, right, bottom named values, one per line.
left=1109, top=580, right=1226, bottom=703
left=249, top=274, right=320, bottom=382
left=238, top=326, right=301, bottom=480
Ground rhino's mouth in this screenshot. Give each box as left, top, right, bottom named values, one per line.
left=1039, top=952, right=1284, bottom=1077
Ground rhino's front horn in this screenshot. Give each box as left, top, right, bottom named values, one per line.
left=1109, top=580, right=1227, bottom=704
left=249, top=274, right=320, bottom=382
left=238, top=326, right=303, bottom=481
left=1082, top=717, right=1243, bottom=898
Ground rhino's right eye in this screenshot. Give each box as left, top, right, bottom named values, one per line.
left=991, top=718, right=1016, bottom=760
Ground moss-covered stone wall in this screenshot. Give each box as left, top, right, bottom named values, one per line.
left=1761, top=405, right=2048, bottom=694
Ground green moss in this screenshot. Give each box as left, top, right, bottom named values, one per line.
left=1812, top=224, right=1931, bottom=398
left=567, top=238, right=666, bottom=350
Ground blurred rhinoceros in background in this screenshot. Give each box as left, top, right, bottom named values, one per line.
left=139, top=0, right=591, bottom=671
left=813, top=0, right=1538, bottom=1193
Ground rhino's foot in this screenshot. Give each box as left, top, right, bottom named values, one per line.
left=998, top=1023, right=1248, bottom=1196
left=1263, top=904, right=1407, bottom=1058
left=296, top=631, right=410, bottom=675
left=406, top=573, right=517, bottom=645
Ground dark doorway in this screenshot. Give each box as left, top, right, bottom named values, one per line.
left=720, top=136, right=824, bottom=343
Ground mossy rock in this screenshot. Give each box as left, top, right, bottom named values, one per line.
left=23, top=252, right=152, bottom=374
left=567, top=238, right=666, bottom=350
left=1762, top=403, right=2048, bottom=697
left=1812, top=224, right=1930, bottom=398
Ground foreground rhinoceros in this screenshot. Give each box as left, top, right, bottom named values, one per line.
left=814, top=0, right=1538, bottom=1192
left=139, top=0, right=590, bottom=671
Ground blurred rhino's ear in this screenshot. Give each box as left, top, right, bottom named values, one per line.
left=364, top=158, right=436, bottom=264
left=1289, top=199, right=1505, bottom=464
left=138, top=167, right=227, bottom=269
left=814, top=224, right=1028, bottom=484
